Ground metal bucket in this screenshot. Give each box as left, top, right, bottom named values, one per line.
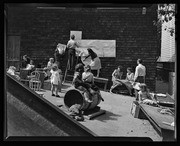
left=64, top=89, right=102, bottom=111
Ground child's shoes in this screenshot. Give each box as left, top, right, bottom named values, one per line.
left=55, top=94, right=60, bottom=97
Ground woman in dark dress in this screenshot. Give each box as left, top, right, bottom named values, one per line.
left=83, top=48, right=101, bottom=77
left=21, top=55, right=30, bottom=68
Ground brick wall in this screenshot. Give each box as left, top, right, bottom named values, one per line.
left=7, top=4, right=159, bottom=91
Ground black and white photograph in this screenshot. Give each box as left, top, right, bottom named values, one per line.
left=4, top=3, right=177, bottom=141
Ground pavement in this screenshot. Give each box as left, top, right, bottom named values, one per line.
left=38, top=83, right=162, bottom=141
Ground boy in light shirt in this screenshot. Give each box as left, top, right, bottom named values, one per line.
left=82, top=65, right=94, bottom=84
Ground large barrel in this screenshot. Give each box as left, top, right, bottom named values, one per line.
left=64, top=89, right=102, bottom=111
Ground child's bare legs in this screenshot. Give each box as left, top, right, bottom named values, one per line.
left=59, top=81, right=62, bottom=92
left=54, top=84, right=60, bottom=97
left=55, top=85, right=58, bottom=95
left=84, top=91, right=93, bottom=103
left=51, top=83, right=55, bottom=96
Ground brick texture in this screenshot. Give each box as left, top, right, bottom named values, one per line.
left=7, top=4, right=159, bottom=91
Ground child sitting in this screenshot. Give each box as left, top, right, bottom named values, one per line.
left=82, top=65, right=94, bottom=84
left=138, top=83, right=157, bottom=105
left=50, top=64, right=61, bottom=97
left=72, top=63, right=95, bottom=103
left=26, top=60, right=35, bottom=70
left=26, top=60, right=35, bottom=76
left=7, top=66, right=20, bottom=80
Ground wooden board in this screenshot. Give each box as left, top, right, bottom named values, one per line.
left=93, top=77, right=108, bottom=91
left=83, top=109, right=106, bottom=120
left=140, top=104, right=174, bottom=131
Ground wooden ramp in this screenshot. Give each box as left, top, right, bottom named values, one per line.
left=138, top=103, right=175, bottom=141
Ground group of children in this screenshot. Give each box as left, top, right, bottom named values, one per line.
left=72, top=63, right=104, bottom=103
left=109, top=65, right=157, bottom=105
left=19, top=54, right=156, bottom=105
left=110, top=66, right=135, bottom=95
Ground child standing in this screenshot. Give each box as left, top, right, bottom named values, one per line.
left=47, top=58, right=54, bottom=70
left=50, top=64, right=61, bottom=97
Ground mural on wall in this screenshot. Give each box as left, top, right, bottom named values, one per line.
left=76, top=40, right=116, bottom=57
left=69, top=31, right=116, bottom=57
left=70, top=31, right=82, bottom=40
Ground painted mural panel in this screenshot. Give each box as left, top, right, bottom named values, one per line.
left=76, top=40, right=116, bottom=57
left=70, top=31, right=82, bottom=40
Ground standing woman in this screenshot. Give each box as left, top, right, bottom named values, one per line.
left=109, top=65, right=123, bottom=93
left=66, top=35, right=79, bottom=71
left=54, top=43, right=65, bottom=69
left=83, top=48, right=101, bottom=77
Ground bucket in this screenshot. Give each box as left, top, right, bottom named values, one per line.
left=64, top=89, right=102, bottom=111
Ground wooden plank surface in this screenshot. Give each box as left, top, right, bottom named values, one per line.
left=140, top=104, right=174, bottom=131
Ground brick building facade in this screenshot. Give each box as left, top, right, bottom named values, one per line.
left=6, top=4, right=159, bottom=91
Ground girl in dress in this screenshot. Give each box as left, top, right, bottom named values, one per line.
left=50, top=64, right=61, bottom=97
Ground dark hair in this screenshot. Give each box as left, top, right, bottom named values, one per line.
left=118, top=65, right=123, bottom=69
left=127, top=67, right=132, bottom=72
left=71, top=34, right=75, bottom=40
left=137, top=59, right=142, bottom=64
left=139, top=83, right=147, bottom=91
left=52, top=64, right=58, bottom=71
left=75, top=63, right=84, bottom=72
left=87, top=48, right=97, bottom=59
left=85, top=65, right=91, bottom=72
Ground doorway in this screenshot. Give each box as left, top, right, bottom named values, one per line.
left=6, top=35, right=21, bottom=70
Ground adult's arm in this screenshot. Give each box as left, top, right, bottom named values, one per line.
left=130, top=73, right=135, bottom=81
left=125, top=73, right=128, bottom=80
left=84, top=54, right=91, bottom=60
left=134, top=66, right=139, bottom=81
left=96, top=69, right=100, bottom=78
left=66, top=40, right=71, bottom=48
